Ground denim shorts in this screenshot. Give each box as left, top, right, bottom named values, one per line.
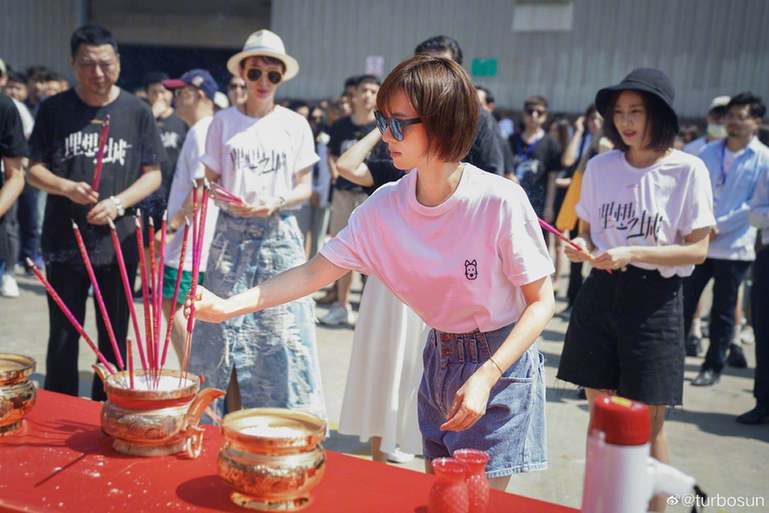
left=418, top=323, right=547, bottom=478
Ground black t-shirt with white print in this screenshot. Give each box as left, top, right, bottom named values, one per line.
left=138, top=112, right=187, bottom=217
left=328, top=116, right=389, bottom=193
left=29, top=89, right=165, bottom=267
left=509, top=132, right=561, bottom=217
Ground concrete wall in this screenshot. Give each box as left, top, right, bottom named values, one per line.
left=0, top=0, right=85, bottom=78
left=272, top=0, right=769, bottom=117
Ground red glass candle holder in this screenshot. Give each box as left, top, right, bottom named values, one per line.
left=428, top=457, right=469, bottom=513
left=453, top=449, right=490, bottom=513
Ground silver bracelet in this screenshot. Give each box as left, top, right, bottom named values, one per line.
left=110, top=196, right=125, bottom=217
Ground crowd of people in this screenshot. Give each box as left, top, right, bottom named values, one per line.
left=1, top=24, right=768, bottom=510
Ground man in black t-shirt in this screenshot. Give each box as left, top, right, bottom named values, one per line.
left=508, top=95, right=562, bottom=220
left=138, top=72, right=187, bottom=223
left=0, top=93, right=28, bottom=297
left=27, top=25, right=164, bottom=400
left=320, top=74, right=386, bottom=325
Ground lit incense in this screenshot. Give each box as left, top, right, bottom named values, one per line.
left=127, top=338, right=134, bottom=389
left=90, top=115, right=111, bottom=192
left=72, top=222, right=124, bottom=370
left=182, top=182, right=210, bottom=376
left=135, top=213, right=155, bottom=370
left=27, top=258, right=115, bottom=374
left=159, top=218, right=190, bottom=369
left=108, top=219, right=148, bottom=371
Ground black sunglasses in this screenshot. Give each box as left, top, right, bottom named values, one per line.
left=525, top=107, right=547, bottom=117
left=245, top=68, right=282, bottom=84
left=374, top=110, right=421, bottom=141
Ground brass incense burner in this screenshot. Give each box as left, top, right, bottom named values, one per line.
left=0, top=353, right=36, bottom=435
left=94, top=365, right=224, bottom=458
left=218, top=408, right=327, bottom=511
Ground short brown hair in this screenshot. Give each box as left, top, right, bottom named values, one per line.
left=376, top=55, right=479, bottom=162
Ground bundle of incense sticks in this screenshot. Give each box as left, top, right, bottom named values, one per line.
left=26, top=258, right=116, bottom=375
left=90, top=115, right=111, bottom=192
left=211, top=182, right=244, bottom=205
left=180, top=180, right=212, bottom=384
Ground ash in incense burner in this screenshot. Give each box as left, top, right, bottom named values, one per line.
left=94, top=366, right=223, bottom=458
left=0, top=353, right=37, bottom=436
left=218, top=408, right=327, bottom=511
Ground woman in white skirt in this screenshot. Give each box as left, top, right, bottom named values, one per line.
left=334, top=128, right=426, bottom=461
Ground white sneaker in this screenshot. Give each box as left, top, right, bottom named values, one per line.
left=318, top=303, right=351, bottom=326
left=1, top=274, right=20, bottom=298
left=386, top=448, right=415, bottom=464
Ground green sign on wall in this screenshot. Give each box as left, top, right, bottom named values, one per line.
left=471, top=58, right=497, bottom=77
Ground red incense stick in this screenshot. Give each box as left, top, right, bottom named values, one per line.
left=135, top=213, right=155, bottom=371
left=72, top=222, right=124, bottom=370
left=27, top=258, right=116, bottom=374
left=180, top=185, right=201, bottom=380
left=108, top=219, right=148, bottom=371
left=90, top=115, right=111, bottom=192
left=159, top=218, right=190, bottom=370
left=154, top=211, right=167, bottom=375
left=182, top=182, right=211, bottom=376
left=148, top=217, right=157, bottom=348
left=127, top=338, right=134, bottom=389
left=538, top=217, right=595, bottom=256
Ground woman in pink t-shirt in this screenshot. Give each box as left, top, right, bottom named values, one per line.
left=187, top=55, right=555, bottom=488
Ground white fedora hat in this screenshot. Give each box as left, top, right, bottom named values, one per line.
left=227, top=30, right=299, bottom=82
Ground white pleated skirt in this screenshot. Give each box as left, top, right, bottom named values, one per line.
left=338, top=275, right=427, bottom=455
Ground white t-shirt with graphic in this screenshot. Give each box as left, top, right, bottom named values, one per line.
left=320, top=164, right=554, bottom=333
left=165, top=116, right=218, bottom=271
left=201, top=105, right=319, bottom=209
left=576, top=149, right=715, bottom=278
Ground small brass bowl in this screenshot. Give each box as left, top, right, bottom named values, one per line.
left=218, top=408, right=327, bottom=511
left=0, top=353, right=37, bottom=435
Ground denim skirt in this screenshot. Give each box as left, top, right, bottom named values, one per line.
left=189, top=211, right=326, bottom=420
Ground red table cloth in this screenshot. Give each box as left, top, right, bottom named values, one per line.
left=0, top=390, right=577, bottom=513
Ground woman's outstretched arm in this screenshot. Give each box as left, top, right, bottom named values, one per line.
left=187, top=254, right=348, bottom=323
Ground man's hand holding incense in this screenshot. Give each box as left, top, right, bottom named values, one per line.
left=87, top=198, right=119, bottom=225
left=65, top=180, right=99, bottom=205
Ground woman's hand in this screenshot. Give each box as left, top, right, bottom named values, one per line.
left=184, top=286, right=231, bottom=323
left=592, top=247, right=635, bottom=271
left=564, top=236, right=594, bottom=263
left=440, top=361, right=500, bottom=432
left=227, top=197, right=283, bottom=218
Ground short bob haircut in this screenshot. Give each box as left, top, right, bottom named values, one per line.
left=601, top=90, right=678, bottom=152
left=376, top=55, right=479, bottom=163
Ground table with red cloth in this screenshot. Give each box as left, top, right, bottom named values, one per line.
left=0, top=390, right=578, bottom=513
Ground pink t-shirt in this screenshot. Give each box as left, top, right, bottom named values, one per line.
left=320, top=164, right=554, bottom=333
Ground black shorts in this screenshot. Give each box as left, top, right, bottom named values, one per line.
left=556, top=265, right=685, bottom=405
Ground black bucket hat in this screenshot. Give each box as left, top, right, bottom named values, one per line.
left=595, top=68, right=679, bottom=132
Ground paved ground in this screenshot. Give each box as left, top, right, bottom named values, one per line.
left=1, top=270, right=768, bottom=512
